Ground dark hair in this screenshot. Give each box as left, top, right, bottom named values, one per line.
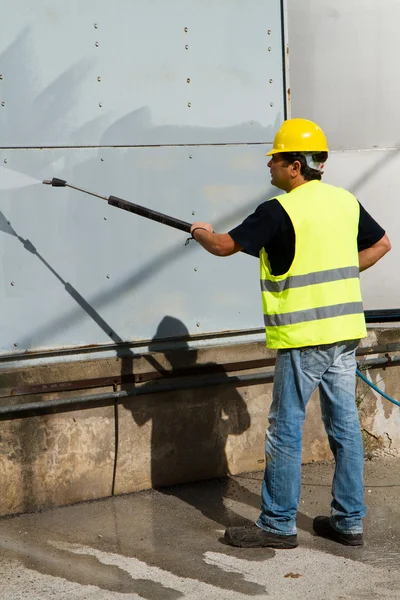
left=280, top=151, right=328, bottom=181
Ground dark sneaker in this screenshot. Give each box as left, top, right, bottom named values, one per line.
left=313, top=516, right=363, bottom=546
left=224, top=525, right=298, bottom=549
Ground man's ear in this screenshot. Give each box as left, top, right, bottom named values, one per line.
left=291, top=160, right=301, bottom=176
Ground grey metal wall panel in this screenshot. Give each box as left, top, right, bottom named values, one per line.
left=0, top=145, right=273, bottom=354
left=0, top=0, right=284, bottom=147
left=288, top=0, right=400, bottom=151
left=287, top=0, right=398, bottom=312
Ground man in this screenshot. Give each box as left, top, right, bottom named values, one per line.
left=190, top=118, right=391, bottom=549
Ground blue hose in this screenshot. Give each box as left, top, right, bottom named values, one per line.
left=356, top=368, right=400, bottom=407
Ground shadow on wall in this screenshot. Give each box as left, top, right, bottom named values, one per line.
left=123, top=315, right=265, bottom=527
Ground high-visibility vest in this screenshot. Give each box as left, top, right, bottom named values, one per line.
left=260, top=180, right=367, bottom=349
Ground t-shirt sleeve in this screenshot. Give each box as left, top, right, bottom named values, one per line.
left=357, top=202, right=386, bottom=251
left=228, top=200, right=282, bottom=258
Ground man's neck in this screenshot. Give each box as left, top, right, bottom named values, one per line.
left=286, top=178, right=310, bottom=193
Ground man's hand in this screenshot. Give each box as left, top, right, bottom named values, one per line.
left=190, top=221, right=243, bottom=257
left=190, top=221, right=214, bottom=236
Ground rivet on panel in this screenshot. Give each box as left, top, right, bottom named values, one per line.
left=194, top=267, right=197, bottom=272
left=0, top=75, right=3, bottom=80
left=106, top=274, right=110, bottom=279
left=14, top=343, right=18, bottom=347
left=100, top=157, right=104, bottom=161
left=99, top=102, right=103, bottom=107
left=97, top=76, right=101, bottom=82
left=269, top=79, right=273, bottom=83
left=104, top=216, right=107, bottom=220
left=189, top=155, right=192, bottom=159
left=95, top=42, right=99, bottom=47
left=196, top=322, right=200, bottom=328
left=268, top=30, right=272, bottom=34
left=94, top=23, right=98, bottom=29
left=185, top=45, right=189, bottom=50
left=3, top=159, right=7, bottom=163
left=1, top=102, right=5, bottom=106
left=10, top=282, right=15, bottom=286
left=187, top=78, right=190, bottom=83
left=270, top=102, right=274, bottom=107
left=192, top=211, right=195, bottom=215
left=268, top=47, right=272, bottom=52
left=187, top=102, right=191, bottom=107
left=184, top=27, right=188, bottom=32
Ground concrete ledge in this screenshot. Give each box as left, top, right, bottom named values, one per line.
left=0, top=327, right=399, bottom=516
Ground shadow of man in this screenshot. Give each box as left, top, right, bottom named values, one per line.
left=126, top=315, right=262, bottom=529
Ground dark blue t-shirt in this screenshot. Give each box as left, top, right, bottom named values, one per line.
left=229, top=199, right=385, bottom=276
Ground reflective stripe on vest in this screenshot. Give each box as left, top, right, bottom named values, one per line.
left=264, top=301, right=364, bottom=327
left=260, top=266, right=359, bottom=293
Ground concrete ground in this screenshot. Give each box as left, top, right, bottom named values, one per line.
left=0, top=457, right=399, bottom=600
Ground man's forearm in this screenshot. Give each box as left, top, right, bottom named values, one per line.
left=192, top=229, right=236, bottom=256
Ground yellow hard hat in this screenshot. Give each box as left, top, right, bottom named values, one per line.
left=266, top=118, right=328, bottom=156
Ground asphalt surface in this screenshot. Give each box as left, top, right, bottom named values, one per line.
left=0, top=456, right=399, bottom=599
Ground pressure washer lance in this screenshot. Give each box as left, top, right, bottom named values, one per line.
left=43, top=177, right=192, bottom=235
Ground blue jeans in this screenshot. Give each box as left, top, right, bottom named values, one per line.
left=256, top=339, right=366, bottom=536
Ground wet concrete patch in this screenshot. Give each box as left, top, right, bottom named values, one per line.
left=0, top=457, right=399, bottom=598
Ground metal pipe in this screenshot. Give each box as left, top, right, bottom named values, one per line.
left=0, top=370, right=274, bottom=418
left=358, top=355, right=400, bottom=368
left=1, top=353, right=399, bottom=419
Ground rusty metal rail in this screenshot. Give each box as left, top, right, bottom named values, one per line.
left=0, top=370, right=275, bottom=419
left=0, top=352, right=399, bottom=419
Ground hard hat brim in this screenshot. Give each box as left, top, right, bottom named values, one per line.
left=265, top=147, right=329, bottom=157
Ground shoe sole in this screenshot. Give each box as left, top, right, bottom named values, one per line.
left=315, top=534, right=363, bottom=547
left=225, top=533, right=298, bottom=549
left=325, top=534, right=363, bottom=547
